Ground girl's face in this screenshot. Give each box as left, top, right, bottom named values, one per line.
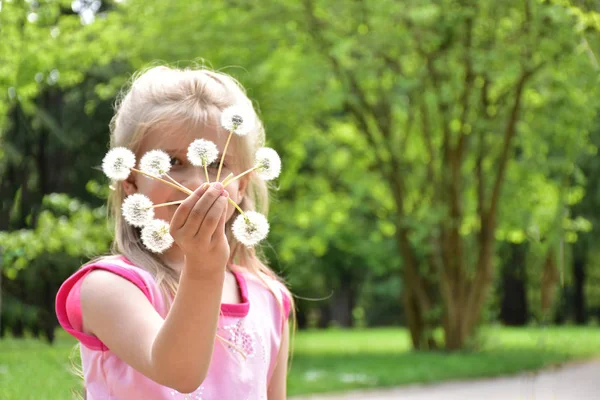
left=122, top=119, right=249, bottom=262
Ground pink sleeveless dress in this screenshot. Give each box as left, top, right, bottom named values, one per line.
left=55, top=256, right=291, bottom=400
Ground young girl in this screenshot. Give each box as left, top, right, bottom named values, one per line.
left=55, top=66, right=292, bottom=400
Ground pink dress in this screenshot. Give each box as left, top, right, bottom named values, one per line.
left=55, top=256, right=291, bottom=400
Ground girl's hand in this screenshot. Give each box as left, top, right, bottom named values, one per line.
left=170, top=182, right=230, bottom=277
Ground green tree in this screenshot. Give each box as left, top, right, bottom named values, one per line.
left=291, top=0, right=600, bottom=349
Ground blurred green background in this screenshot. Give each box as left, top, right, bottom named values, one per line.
left=2, top=0, right=600, bottom=398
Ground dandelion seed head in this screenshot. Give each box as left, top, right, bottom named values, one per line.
left=102, top=147, right=136, bottom=181
left=232, top=211, right=269, bottom=247
left=220, top=105, right=255, bottom=136
left=141, top=219, right=174, bottom=253
left=255, top=147, right=281, bottom=181
left=140, top=150, right=171, bottom=177
left=187, top=139, right=219, bottom=167
left=122, top=194, right=154, bottom=227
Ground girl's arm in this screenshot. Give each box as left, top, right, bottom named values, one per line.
left=80, top=268, right=224, bottom=393
left=81, top=183, right=230, bottom=393
left=267, top=321, right=290, bottom=400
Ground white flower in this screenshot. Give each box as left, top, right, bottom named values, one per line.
left=140, top=150, right=171, bottom=177
left=255, top=147, right=281, bottom=181
left=122, top=194, right=154, bottom=227
left=187, top=139, right=219, bottom=167
left=141, top=219, right=174, bottom=253
left=232, top=211, right=270, bottom=247
left=220, top=105, right=256, bottom=136
left=102, top=147, right=136, bottom=181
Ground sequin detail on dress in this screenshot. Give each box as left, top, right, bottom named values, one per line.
left=223, top=319, right=256, bottom=359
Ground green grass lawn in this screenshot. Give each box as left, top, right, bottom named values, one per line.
left=0, top=326, right=599, bottom=399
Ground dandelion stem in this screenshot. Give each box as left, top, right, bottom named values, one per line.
left=228, top=198, right=245, bottom=217
left=165, top=173, right=188, bottom=192
left=150, top=200, right=183, bottom=209
left=216, top=334, right=247, bottom=360
left=221, top=172, right=234, bottom=186
left=204, top=164, right=210, bottom=184
left=131, top=168, right=192, bottom=195
left=216, top=130, right=234, bottom=182
left=223, top=165, right=259, bottom=189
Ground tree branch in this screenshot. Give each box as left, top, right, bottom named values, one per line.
left=455, top=11, right=476, bottom=166
left=343, top=102, right=390, bottom=175
left=419, top=97, right=436, bottom=184
left=465, top=63, right=543, bottom=335
left=476, top=76, right=490, bottom=240
left=487, top=64, right=543, bottom=221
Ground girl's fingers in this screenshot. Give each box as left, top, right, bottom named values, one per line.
left=197, top=193, right=228, bottom=239
left=179, top=183, right=223, bottom=236
left=170, top=183, right=209, bottom=232
left=211, top=194, right=229, bottom=243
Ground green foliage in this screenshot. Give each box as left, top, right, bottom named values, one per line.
left=0, top=0, right=124, bottom=131
left=0, top=191, right=111, bottom=279
left=0, top=191, right=111, bottom=340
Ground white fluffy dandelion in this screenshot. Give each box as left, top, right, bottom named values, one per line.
left=187, top=139, right=219, bottom=167
left=255, top=147, right=281, bottom=181
left=220, top=105, right=255, bottom=136
left=141, top=219, right=174, bottom=253
left=102, top=147, right=136, bottom=181
left=122, top=194, right=154, bottom=227
left=140, top=150, right=172, bottom=177
left=232, top=211, right=270, bottom=247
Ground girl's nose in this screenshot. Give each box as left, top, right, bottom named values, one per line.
left=179, top=168, right=208, bottom=192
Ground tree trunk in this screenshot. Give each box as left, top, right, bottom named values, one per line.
left=402, top=285, right=434, bottom=349
left=396, top=228, right=437, bottom=350
left=11, top=319, right=24, bottom=337
left=444, top=295, right=468, bottom=350
left=317, top=302, right=331, bottom=328
left=541, top=251, right=560, bottom=317
left=500, top=243, right=528, bottom=325
left=296, top=306, right=307, bottom=329
left=330, top=283, right=355, bottom=327
left=573, top=247, right=587, bottom=324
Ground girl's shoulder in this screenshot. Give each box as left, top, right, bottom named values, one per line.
left=59, top=255, right=159, bottom=304
left=55, top=255, right=165, bottom=350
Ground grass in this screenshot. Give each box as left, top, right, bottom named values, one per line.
left=1, top=326, right=599, bottom=399
left=287, top=326, right=600, bottom=395
left=0, top=331, right=83, bottom=400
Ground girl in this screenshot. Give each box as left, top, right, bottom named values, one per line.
left=55, top=66, right=292, bottom=400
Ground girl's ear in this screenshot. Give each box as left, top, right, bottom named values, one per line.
left=122, top=174, right=138, bottom=195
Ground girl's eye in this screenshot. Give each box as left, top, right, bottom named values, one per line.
left=208, top=160, right=223, bottom=169
left=170, top=157, right=183, bottom=166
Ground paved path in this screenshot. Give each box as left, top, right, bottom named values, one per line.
left=291, top=360, right=600, bottom=400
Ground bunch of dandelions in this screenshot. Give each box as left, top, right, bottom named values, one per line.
left=101, top=104, right=281, bottom=253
